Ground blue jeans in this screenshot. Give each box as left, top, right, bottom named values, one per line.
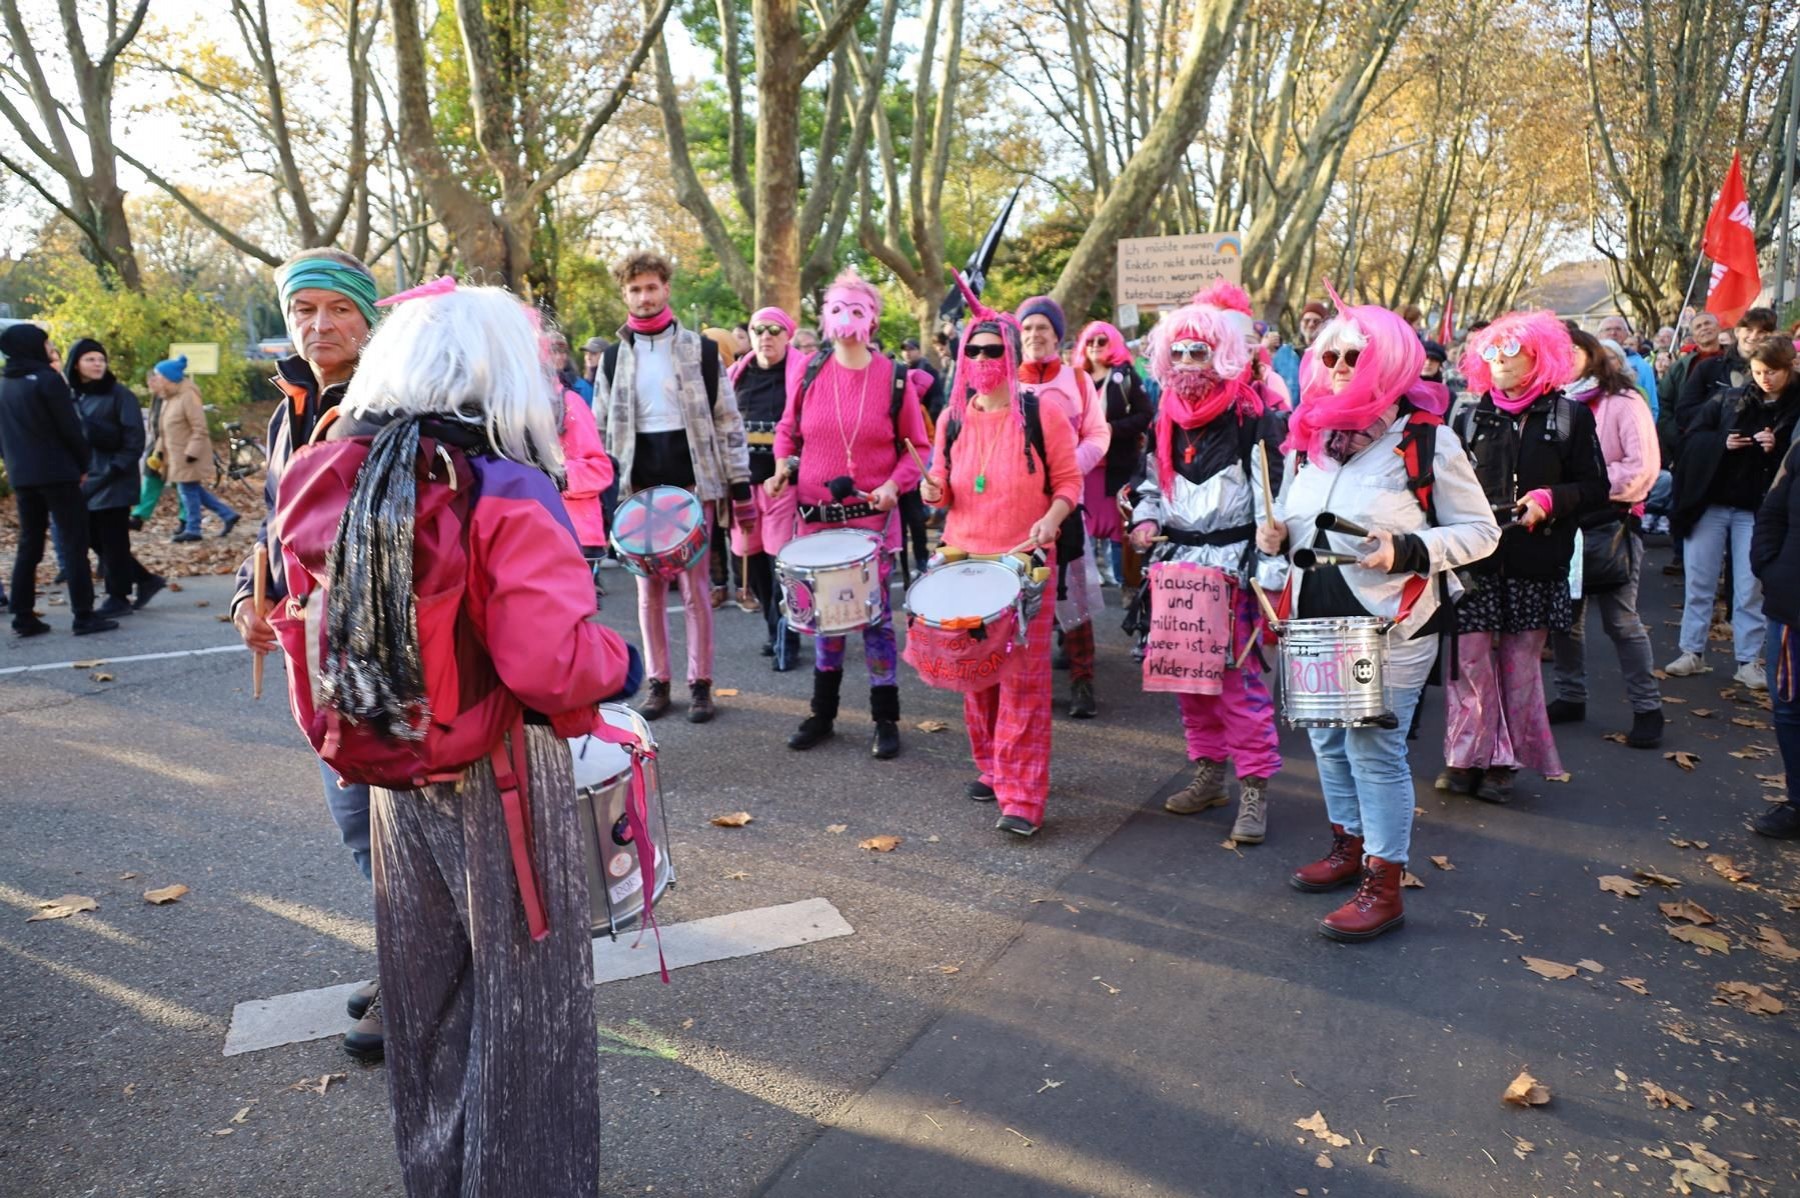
left=1307, top=681, right=1426, bottom=865
left=320, top=759, right=374, bottom=883
left=1646, top=470, right=1673, bottom=518
left=176, top=480, right=238, bottom=534
left=1772, top=621, right=1800, bottom=805
left=1679, top=505, right=1764, bottom=662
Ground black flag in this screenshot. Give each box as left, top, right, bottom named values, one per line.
left=937, top=185, right=1021, bottom=329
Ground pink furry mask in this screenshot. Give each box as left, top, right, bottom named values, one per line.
left=821, top=290, right=876, bottom=343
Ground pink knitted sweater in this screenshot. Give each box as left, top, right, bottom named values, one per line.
left=929, top=400, right=1082, bottom=555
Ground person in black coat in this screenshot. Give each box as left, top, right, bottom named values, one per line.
left=1749, top=429, right=1800, bottom=840
left=1075, top=321, right=1153, bottom=585
left=65, top=338, right=165, bottom=615
left=0, top=323, right=117, bottom=636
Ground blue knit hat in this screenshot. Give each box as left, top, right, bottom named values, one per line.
left=154, top=355, right=188, bottom=383
left=1017, top=295, right=1066, bottom=341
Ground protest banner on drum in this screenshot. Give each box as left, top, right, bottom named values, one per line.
left=1115, top=233, right=1244, bottom=309
left=1141, top=562, right=1231, bottom=695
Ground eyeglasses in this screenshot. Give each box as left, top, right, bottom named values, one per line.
left=1479, top=337, right=1523, bottom=363
left=1320, top=348, right=1362, bottom=370
left=1168, top=340, right=1213, bottom=365
left=964, top=343, right=1007, bottom=360
left=1088, top=335, right=1109, bottom=347
left=749, top=324, right=787, bottom=336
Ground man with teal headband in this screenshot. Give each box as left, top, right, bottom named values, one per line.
left=231, top=247, right=386, bottom=1061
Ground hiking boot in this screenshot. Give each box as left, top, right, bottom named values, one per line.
left=95, top=596, right=134, bottom=620
left=1291, top=824, right=1364, bottom=892
left=966, top=779, right=997, bottom=802
left=1545, top=699, right=1585, bottom=724
left=71, top=615, right=120, bottom=636
left=687, top=679, right=716, bottom=723
left=790, top=669, right=841, bottom=749
left=639, top=679, right=672, bottom=720
left=996, top=814, right=1038, bottom=837
left=1068, top=678, right=1097, bottom=719
left=1474, top=767, right=1514, bottom=804
left=343, top=989, right=384, bottom=1063
left=1625, top=707, right=1665, bottom=749
left=133, top=575, right=166, bottom=610
left=1166, top=758, right=1227, bottom=814
left=1734, top=661, right=1768, bottom=691
left=1664, top=651, right=1711, bottom=676
left=1434, top=766, right=1479, bottom=794
left=1230, top=776, right=1269, bottom=844
left=1753, top=800, right=1800, bottom=839
left=1319, top=856, right=1406, bottom=942
left=346, top=979, right=379, bottom=1020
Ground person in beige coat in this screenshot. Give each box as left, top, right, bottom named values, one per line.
left=148, top=356, right=238, bottom=542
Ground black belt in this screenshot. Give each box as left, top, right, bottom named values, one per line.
left=1163, top=523, right=1255, bottom=548
left=800, top=501, right=876, bottom=524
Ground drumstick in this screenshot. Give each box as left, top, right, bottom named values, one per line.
left=1256, top=441, right=1276, bottom=528
left=902, top=437, right=927, bottom=477
left=251, top=543, right=268, bottom=700
left=1249, top=579, right=1280, bottom=630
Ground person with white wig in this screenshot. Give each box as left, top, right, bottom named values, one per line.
left=270, top=281, right=640, bottom=1195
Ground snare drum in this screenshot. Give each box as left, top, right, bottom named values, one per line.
left=568, top=704, right=675, bottom=937
left=610, top=486, right=707, bottom=581
left=902, top=559, right=1029, bottom=692
left=1277, top=616, right=1391, bottom=728
left=776, top=529, right=884, bottom=636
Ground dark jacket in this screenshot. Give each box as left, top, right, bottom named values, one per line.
left=0, top=356, right=89, bottom=490
left=1751, top=441, right=1800, bottom=628
left=1094, top=362, right=1155, bottom=494
left=1671, top=379, right=1800, bottom=535
left=1456, top=389, right=1610, bottom=581
left=232, top=355, right=348, bottom=615
left=74, top=381, right=146, bottom=511
left=1675, top=349, right=1743, bottom=435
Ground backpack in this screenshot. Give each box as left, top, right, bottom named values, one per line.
left=940, top=390, right=1054, bottom=496
left=788, top=353, right=911, bottom=454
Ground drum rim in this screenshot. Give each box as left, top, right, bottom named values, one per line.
left=905, top=560, right=1021, bottom=625
left=776, top=530, right=883, bottom=570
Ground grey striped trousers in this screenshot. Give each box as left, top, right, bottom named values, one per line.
left=371, top=725, right=599, bottom=1197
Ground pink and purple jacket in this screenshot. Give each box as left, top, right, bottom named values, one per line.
left=1020, top=358, right=1110, bottom=474
left=557, top=388, right=614, bottom=549
left=773, top=351, right=931, bottom=550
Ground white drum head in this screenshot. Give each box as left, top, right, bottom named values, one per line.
left=568, top=705, right=643, bottom=790
left=779, top=529, right=878, bottom=569
left=907, top=560, right=1020, bottom=622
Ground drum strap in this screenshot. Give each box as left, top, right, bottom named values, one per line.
left=491, top=716, right=551, bottom=943
left=589, top=720, right=671, bottom=982
left=799, top=500, right=877, bottom=524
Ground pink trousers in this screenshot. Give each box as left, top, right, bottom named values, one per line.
left=636, top=544, right=716, bottom=685
left=1176, top=661, right=1282, bottom=780
left=963, top=600, right=1056, bottom=825
left=1443, top=629, right=1562, bottom=776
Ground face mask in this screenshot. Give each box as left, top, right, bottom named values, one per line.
left=964, top=357, right=1011, bottom=394
left=821, top=291, right=875, bottom=343
left=1165, top=367, right=1217, bottom=398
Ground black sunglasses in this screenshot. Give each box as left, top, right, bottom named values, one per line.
left=1320, top=349, right=1362, bottom=369
left=964, top=343, right=1007, bottom=360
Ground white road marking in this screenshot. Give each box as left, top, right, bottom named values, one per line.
left=222, top=897, right=854, bottom=1056
left=0, top=643, right=247, bottom=676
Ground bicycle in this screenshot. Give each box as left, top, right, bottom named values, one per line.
left=210, top=414, right=267, bottom=504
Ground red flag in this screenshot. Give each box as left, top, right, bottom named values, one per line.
left=1702, top=152, right=1761, bottom=326
left=1437, top=294, right=1454, bottom=344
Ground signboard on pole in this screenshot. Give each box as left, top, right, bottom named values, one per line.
left=166, top=342, right=222, bottom=375
left=1116, top=233, right=1244, bottom=308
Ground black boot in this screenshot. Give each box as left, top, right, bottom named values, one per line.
left=789, top=669, right=842, bottom=750
left=870, top=684, right=901, bottom=760
left=1546, top=698, right=1585, bottom=724
left=1625, top=706, right=1665, bottom=748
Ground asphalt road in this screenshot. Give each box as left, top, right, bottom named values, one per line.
left=2, top=552, right=1795, bottom=1198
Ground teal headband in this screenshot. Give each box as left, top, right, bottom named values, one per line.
left=276, top=258, right=380, bottom=328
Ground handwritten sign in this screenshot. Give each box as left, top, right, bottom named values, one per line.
left=1116, top=233, right=1244, bottom=307
left=1141, top=562, right=1230, bottom=694
left=904, top=615, right=1025, bottom=693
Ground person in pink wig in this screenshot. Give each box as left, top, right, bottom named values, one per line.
left=1257, top=292, right=1499, bottom=941
left=1125, top=297, right=1286, bottom=843
left=1074, top=320, right=1153, bottom=587
left=1442, top=310, right=1609, bottom=803
left=771, top=268, right=933, bottom=760
left=918, top=280, right=1083, bottom=837
left=732, top=305, right=808, bottom=667
left=1193, top=279, right=1292, bottom=412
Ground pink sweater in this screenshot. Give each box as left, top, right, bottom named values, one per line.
left=930, top=400, right=1082, bottom=555
left=1585, top=387, right=1661, bottom=506
left=1021, top=358, right=1110, bottom=475
left=558, top=389, right=613, bottom=547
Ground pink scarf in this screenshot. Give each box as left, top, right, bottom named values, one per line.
left=626, top=308, right=675, bottom=336
left=1154, top=375, right=1258, bottom=491
left=1491, top=383, right=1550, bottom=415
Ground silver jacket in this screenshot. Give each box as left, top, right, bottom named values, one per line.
left=1131, top=450, right=1276, bottom=586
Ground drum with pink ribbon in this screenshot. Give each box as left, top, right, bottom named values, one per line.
left=568, top=704, right=674, bottom=938
left=610, top=485, right=707, bottom=581
left=902, top=557, right=1034, bottom=692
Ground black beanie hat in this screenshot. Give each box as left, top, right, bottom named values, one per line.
left=0, top=322, right=51, bottom=364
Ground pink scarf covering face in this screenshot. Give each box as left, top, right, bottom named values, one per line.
left=1154, top=372, right=1257, bottom=491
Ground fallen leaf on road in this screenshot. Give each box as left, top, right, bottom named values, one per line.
left=1500, top=927, right=1524, bottom=942
left=289, top=1073, right=346, bottom=1096
left=1400, top=871, right=1424, bottom=889
left=1753, top=926, right=1800, bottom=961
left=1664, top=751, right=1700, bottom=770
left=1756, top=772, right=1786, bottom=788
left=1429, top=855, right=1454, bottom=871
left=1513, top=1137, right=1535, bottom=1159
left=1092, top=976, right=1120, bottom=995
left=194, top=600, right=210, bottom=608
left=1545, top=771, right=1571, bottom=782
left=230, top=1102, right=255, bottom=1124
left=90, top=671, right=114, bottom=682
left=1634, top=869, right=1681, bottom=887
left=936, top=965, right=960, bottom=975
left=1729, top=745, right=1776, bottom=760
left=1576, top=959, right=1604, bottom=973
left=1502, top=1069, right=1550, bottom=1106
left=1732, top=716, right=1772, bottom=729
left=1714, top=981, right=1785, bottom=1015
left=714, top=688, right=739, bottom=697
left=1651, top=668, right=1669, bottom=679
left=1294, top=1111, right=1352, bottom=1148
left=71, top=659, right=103, bottom=669
left=915, top=719, right=949, bottom=733
left=1619, top=977, right=1649, bottom=995
left=1603, top=732, right=1629, bottom=744
left=825, top=824, right=847, bottom=834
left=1521, top=956, right=1578, bottom=979
left=1690, top=707, right=1715, bottom=718
left=1062, top=903, right=1080, bottom=914
left=117, top=872, right=137, bottom=880
left=1646, top=1142, right=1734, bottom=1195
left=1599, top=875, right=1643, bottom=897
left=1219, top=838, right=1242, bottom=853
left=1668, top=924, right=1730, bottom=953
left=1036, top=1078, right=1062, bottom=1093
left=1639, top=1080, right=1693, bottom=1110
left=1457, top=909, right=1488, bottom=927
left=709, top=812, right=754, bottom=827
left=859, top=835, right=903, bottom=852
left=1314, top=1153, right=1333, bottom=1169
left=143, top=884, right=189, bottom=905
left=209, top=1128, right=233, bottom=1137
left=26, top=894, right=98, bottom=921
left=1704, top=854, right=1751, bottom=883
left=1663, top=695, right=1688, bottom=704
left=1659, top=899, right=1716, bottom=925
left=721, top=871, right=750, bottom=881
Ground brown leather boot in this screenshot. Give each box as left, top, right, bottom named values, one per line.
left=1318, top=856, right=1406, bottom=942
left=1290, top=824, right=1364, bottom=892
left=1165, top=758, right=1227, bottom=814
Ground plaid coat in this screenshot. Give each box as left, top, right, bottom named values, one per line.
left=594, top=324, right=750, bottom=502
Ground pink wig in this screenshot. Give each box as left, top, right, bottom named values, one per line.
left=1459, top=310, right=1576, bottom=401
left=1074, top=320, right=1131, bottom=368
left=1284, top=294, right=1427, bottom=455
left=1147, top=301, right=1251, bottom=386
left=1192, top=279, right=1252, bottom=315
